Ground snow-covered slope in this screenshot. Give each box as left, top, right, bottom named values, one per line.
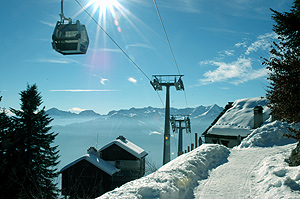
left=95, top=98, right=299, bottom=199
left=194, top=143, right=298, bottom=199
left=196, top=120, right=297, bottom=199
left=98, top=144, right=230, bottom=199
left=96, top=121, right=298, bottom=199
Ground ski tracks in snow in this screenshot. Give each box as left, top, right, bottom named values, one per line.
left=194, top=147, right=281, bottom=199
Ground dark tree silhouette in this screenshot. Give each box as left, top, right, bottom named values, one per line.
left=0, top=84, right=60, bottom=198
left=264, top=0, right=300, bottom=166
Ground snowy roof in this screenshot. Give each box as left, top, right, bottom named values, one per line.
left=99, top=137, right=148, bottom=159
left=207, top=97, right=271, bottom=137
left=60, top=153, right=120, bottom=176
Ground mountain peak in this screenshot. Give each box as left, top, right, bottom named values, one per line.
left=79, top=110, right=101, bottom=117
left=46, top=108, right=76, bottom=117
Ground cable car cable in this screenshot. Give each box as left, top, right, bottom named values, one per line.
left=74, top=0, right=165, bottom=107
left=75, top=0, right=151, bottom=82
left=153, top=0, right=180, bottom=75
left=153, top=0, right=189, bottom=108
left=153, top=1, right=192, bottom=152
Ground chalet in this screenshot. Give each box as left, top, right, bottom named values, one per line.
left=99, top=135, right=148, bottom=187
left=61, top=136, right=148, bottom=198
left=202, top=97, right=271, bottom=148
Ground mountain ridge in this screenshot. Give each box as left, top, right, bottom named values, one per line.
left=46, top=105, right=223, bottom=119
left=46, top=108, right=101, bottom=117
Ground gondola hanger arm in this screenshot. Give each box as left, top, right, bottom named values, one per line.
left=60, top=0, right=72, bottom=24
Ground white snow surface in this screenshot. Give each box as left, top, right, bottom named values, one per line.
left=238, top=120, right=296, bottom=148
left=208, top=97, right=271, bottom=136
left=98, top=144, right=230, bottom=199
left=96, top=110, right=300, bottom=198
left=194, top=144, right=299, bottom=199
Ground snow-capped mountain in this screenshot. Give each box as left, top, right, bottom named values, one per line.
left=46, top=108, right=102, bottom=126
left=46, top=108, right=77, bottom=117
left=47, top=105, right=223, bottom=128
left=47, top=105, right=223, bottom=120
left=46, top=108, right=101, bottom=118
left=78, top=110, right=101, bottom=117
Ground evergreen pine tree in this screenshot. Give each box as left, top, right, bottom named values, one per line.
left=0, top=96, right=20, bottom=198
left=264, top=0, right=300, bottom=166
left=270, top=0, right=300, bottom=49
left=8, top=84, right=60, bottom=198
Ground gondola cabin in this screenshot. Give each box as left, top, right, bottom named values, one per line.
left=52, top=20, right=89, bottom=55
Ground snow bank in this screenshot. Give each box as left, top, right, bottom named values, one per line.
left=97, top=144, right=230, bottom=199
left=253, top=144, right=300, bottom=198
left=238, top=121, right=296, bottom=148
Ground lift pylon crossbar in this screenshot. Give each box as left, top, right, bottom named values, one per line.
left=170, top=115, right=191, bottom=133
left=170, top=115, right=191, bottom=156
left=150, top=75, right=184, bottom=91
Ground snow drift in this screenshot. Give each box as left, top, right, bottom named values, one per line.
left=238, top=121, right=296, bottom=148
left=97, top=144, right=230, bottom=199
left=253, top=144, right=300, bottom=198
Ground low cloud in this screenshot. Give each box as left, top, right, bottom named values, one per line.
left=92, top=75, right=109, bottom=85
left=128, top=77, right=137, bottom=84
left=40, top=20, right=55, bottom=27
left=154, top=0, right=201, bottom=14
left=198, top=57, right=267, bottom=85
left=149, top=131, right=162, bottom=135
left=99, top=48, right=122, bottom=53
left=33, top=58, right=79, bottom=64
left=100, top=78, right=109, bottom=85
left=235, top=41, right=248, bottom=48
left=126, top=43, right=155, bottom=50
left=69, top=107, right=86, bottom=113
left=198, top=32, right=275, bottom=86
left=245, top=32, right=277, bottom=55
left=50, top=89, right=118, bottom=92
left=218, top=50, right=235, bottom=57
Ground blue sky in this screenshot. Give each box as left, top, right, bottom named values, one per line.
left=0, top=0, right=294, bottom=114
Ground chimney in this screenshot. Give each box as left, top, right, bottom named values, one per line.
left=253, top=106, right=263, bottom=128
left=116, top=135, right=127, bottom=142
left=87, top=146, right=100, bottom=157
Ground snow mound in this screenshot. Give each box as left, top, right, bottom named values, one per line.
left=238, top=121, right=296, bottom=148
left=253, top=144, right=300, bottom=198
left=97, top=144, right=230, bottom=199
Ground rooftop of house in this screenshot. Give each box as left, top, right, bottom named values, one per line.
left=207, top=97, right=271, bottom=137
left=99, top=135, right=148, bottom=159
left=60, top=153, right=120, bottom=176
